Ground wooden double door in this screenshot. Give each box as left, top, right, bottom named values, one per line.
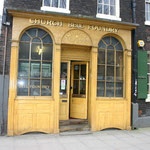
left=59, top=61, right=88, bottom=120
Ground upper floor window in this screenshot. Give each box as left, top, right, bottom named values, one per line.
left=145, top=0, right=150, bottom=25
left=41, top=0, right=70, bottom=14
left=96, top=0, right=121, bottom=21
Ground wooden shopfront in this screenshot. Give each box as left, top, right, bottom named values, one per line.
left=7, top=9, right=136, bottom=135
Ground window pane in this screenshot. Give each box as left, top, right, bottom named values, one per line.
left=97, top=65, right=105, bottom=80
left=98, top=0, right=102, bottom=3
left=106, top=82, right=114, bottom=97
left=19, top=43, right=30, bottom=59
left=20, top=33, right=31, bottom=42
left=104, top=0, right=109, bottom=4
left=61, top=63, right=67, bottom=78
left=107, top=50, right=114, bottom=65
left=73, top=80, right=79, bottom=94
left=98, top=4, right=102, bottom=14
left=17, top=79, right=28, bottom=96
left=110, top=0, right=115, bottom=5
left=98, top=50, right=105, bottom=64
left=116, top=43, right=123, bottom=50
left=18, top=61, right=29, bottom=77
left=60, top=79, right=67, bottom=95
left=52, top=0, right=58, bottom=7
left=116, top=82, right=123, bottom=97
left=43, top=35, right=52, bottom=43
left=111, top=37, right=119, bottom=45
left=80, top=80, right=86, bottom=95
left=103, top=37, right=110, bottom=45
left=30, top=62, right=41, bottom=78
left=147, top=54, right=150, bottom=63
left=31, top=43, right=42, bottom=60
left=97, top=81, right=105, bottom=97
left=116, top=51, right=123, bottom=66
left=27, top=28, right=37, bottom=37
left=60, top=0, right=66, bottom=8
left=107, top=66, right=114, bottom=81
left=81, top=64, right=86, bottom=80
left=110, top=6, right=115, bottom=15
left=74, top=65, right=79, bottom=79
left=30, top=79, right=40, bottom=96
left=42, top=79, right=52, bottom=96
left=32, top=38, right=41, bottom=43
left=44, top=0, right=50, bottom=6
left=104, top=5, right=109, bottom=15
left=38, top=29, right=47, bottom=38
left=42, top=62, right=52, bottom=78
left=107, top=45, right=114, bottom=50
left=42, top=44, right=53, bottom=60
left=116, top=67, right=123, bottom=81
left=98, top=40, right=106, bottom=48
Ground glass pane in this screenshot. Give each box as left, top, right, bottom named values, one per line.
left=42, top=62, right=52, bottom=78
left=80, top=80, right=86, bottom=95
left=116, top=43, right=123, bottom=50
left=27, top=28, right=37, bottom=37
left=60, top=79, right=67, bottom=95
left=38, top=29, right=47, bottom=38
left=107, top=45, right=114, bottom=50
left=43, top=35, right=52, bottom=43
left=98, top=4, right=102, bottom=14
left=97, top=65, right=105, bottom=80
left=81, top=64, right=86, bottom=80
left=60, top=0, right=66, bottom=8
left=32, top=38, right=41, bottom=43
left=98, top=0, right=102, bottom=3
left=111, top=37, right=119, bottom=45
left=110, top=6, right=115, bottom=15
left=17, top=79, right=28, bottom=96
left=110, top=0, right=115, bottom=5
left=61, top=63, right=67, bottom=78
left=20, top=33, right=31, bottom=42
left=107, top=50, right=114, bottom=65
left=116, top=67, right=123, bottom=81
left=74, top=65, right=79, bottom=79
left=52, top=0, right=58, bottom=7
left=19, top=43, right=30, bottom=59
left=107, top=66, right=114, bottom=81
left=97, top=81, right=105, bottom=97
left=42, top=44, right=53, bottom=60
left=30, top=79, right=40, bottom=96
left=147, top=54, right=150, bottom=63
left=42, top=79, right=51, bottom=96
left=116, top=82, right=123, bottom=97
left=106, top=82, right=114, bottom=97
left=104, top=5, right=109, bottom=15
left=73, top=80, right=79, bottom=94
left=31, top=43, right=42, bottom=60
left=44, top=0, right=50, bottom=6
left=116, top=51, right=123, bottom=67
left=103, top=37, right=110, bottom=45
left=18, top=61, right=29, bottom=77
left=98, top=40, right=106, bottom=48
left=104, top=0, right=109, bottom=4
left=98, top=50, right=105, bottom=64
left=148, top=75, right=150, bottom=94
left=30, top=62, right=41, bottom=78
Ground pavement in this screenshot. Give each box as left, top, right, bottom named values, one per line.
left=0, top=128, right=150, bottom=150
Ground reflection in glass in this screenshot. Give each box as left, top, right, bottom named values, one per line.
left=110, top=0, right=115, bottom=5
left=116, top=67, right=123, bottom=81
left=20, top=33, right=31, bottom=42
left=97, top=65, right=105, bottom=80
left=73, top=80, right=79, bottom=95
left=17, top=79, right=28, bottom=96
left=104, top=0, right=109, bottom=4
left=98, top=50, right=105, bottom=64
left=31, top=43, right=41, bottom=60
left=81, top=65, right=86, bottom=79
left=44, top=0, right=50, bottom=6
left=106, top=82, right=114, bottom=97
left=116, top=82, right=123, bottom=97
left=42, top=79, right=51, bottom=96
left=43, top=44, right=53, bottom=60
left=74, top=65, right=79, bottom=79
left=30, top=79, right=40, bottom=96
left=104, top=5, right=109, bottom=14
left=19, top=43, right=30, bottom=59
left=98, top=4, right=102, bottom=14
left=107, top=66, right=114, bottom=81
left=60, top=0, right=66, bottom=8
left=97, top=81, right=105, bottom=97
left=52, top=0, right=58, bottom=7
left=61, top=63, right=67, bottom=78
left=116, top=51, right=123, bottom=66
left=107, top=50, right=114, bottom=65
left=30, top=62, right=40, bottom=77
left=80, top=80, right=86, bottom=95
left=42, top=63, right=52, bottom=78
left=110, top=6, right=115, bottom=15
left=18, top=61, right=29, bottom=77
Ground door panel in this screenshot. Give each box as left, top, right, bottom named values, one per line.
left=70, top=62, right=88, bottom=119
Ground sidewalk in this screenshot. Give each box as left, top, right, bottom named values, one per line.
left=0, top=128, right=150, bottom=150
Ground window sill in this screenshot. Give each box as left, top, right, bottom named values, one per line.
left=146, top=94, right=150, bottom=102
left=145, top=21, right=150, bottom=26
left=41, top=6, right=70, bottom=14
left=96, top=14, right=121, bottom=21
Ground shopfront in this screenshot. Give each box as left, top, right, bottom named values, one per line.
left=7, top=9, right=136, bottom=136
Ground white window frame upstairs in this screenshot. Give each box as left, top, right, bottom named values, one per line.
left=96, top=0, right=121, bottom=21
left=41, top=0, right=70, bottom=14
left=145, top=0, right=150, bottom=25
left=146, top=51, right=150, bottom=102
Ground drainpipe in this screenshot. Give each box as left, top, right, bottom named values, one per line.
left=131, top=0, right=137, bottom=103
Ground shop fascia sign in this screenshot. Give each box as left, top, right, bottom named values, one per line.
left=29, top=18, right=119, bottom=33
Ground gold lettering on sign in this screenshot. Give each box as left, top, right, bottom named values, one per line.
left=68, top=23, right=85, bottom=29
left=29, top=19, right=63, bottom=27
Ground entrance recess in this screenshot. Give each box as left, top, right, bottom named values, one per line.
left=70, top=62, right=88, bottom=119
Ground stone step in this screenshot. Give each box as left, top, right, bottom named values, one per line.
left=60, top=130, right=93, bottom=136
left=59, top=119, right=88, bottom=126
